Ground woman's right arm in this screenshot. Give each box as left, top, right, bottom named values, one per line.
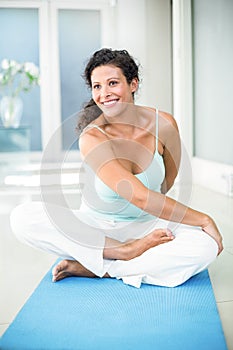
left=79, top=130, right=223, bottom=255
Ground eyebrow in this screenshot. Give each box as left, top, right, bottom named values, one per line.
left=92, top=77, right=120, bottom=84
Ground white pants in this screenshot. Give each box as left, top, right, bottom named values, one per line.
left=10, top=201, right=218, bottom=288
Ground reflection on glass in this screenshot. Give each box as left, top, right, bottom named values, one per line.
left=58, top=9, right=101, bottom=151
left=0, top=8, right=41, bottom=151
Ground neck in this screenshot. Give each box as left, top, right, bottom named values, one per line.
left=102, top=102, right=140, bottom=127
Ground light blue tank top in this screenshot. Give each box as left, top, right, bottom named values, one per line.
left=80, top=109, right=165, bottom=222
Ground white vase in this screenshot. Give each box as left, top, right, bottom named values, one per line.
left=0, top=96, right=23, bottom=128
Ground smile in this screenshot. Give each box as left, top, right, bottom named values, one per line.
left=102, top=99, right=119, bottom=107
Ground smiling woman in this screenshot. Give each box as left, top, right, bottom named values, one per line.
left=77, top=49, right=140, bottom=129
left=10, top=48, right=222, bottom=288
left=91, top=65, right=137, bottom=116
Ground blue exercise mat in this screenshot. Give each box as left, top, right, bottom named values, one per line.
left=0, top=268, right=227, bottom=350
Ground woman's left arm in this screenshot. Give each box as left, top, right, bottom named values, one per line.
left=160, top=112, right=181, bottom=194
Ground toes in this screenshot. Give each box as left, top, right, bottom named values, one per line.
left=151, top=228, right=174, bottom=239
left=52, top=275, right=57, bottom=282
left=165, top=229, right=173, bottom=237
left=52, top=273, right=62, bottom=282
left=163, top=235, right=175, bottom=242
left=159, top=228, right=174, bottom=238
left=52, top=263, right=62, bottom=277
left=52, top=260, right=68, bottom=280
left=52, top=265, right=59, bottom=276
left=53, top=271, right=69, bottom=282
left=51, top=260, right=81, bottom=282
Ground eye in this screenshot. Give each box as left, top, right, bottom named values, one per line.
left=109, top=80, right=118, bottom=86
left=92, top=84, right=101, bottom=90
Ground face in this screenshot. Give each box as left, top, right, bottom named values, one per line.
left=90, top=65, right=138, bottom=116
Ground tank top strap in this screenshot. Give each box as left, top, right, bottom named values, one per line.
left=82, top=124, right=108, bottom=136
left=155, top=108, right=159, bottom=153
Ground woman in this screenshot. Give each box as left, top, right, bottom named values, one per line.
left=10, top=48, right=223, bottom=288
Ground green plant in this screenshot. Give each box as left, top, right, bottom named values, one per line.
left=0, top=59, right=40, bottom=98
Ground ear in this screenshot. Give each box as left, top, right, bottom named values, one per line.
left=130, top=78, right=139, bottom=93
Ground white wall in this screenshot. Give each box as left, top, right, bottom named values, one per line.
left=145, top=0, right=172, bottom=112
left=172, top=0, right=233, bottom=196
left=107, top=0, right=172, bottom=112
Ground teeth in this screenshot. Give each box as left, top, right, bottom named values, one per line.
left=103, top=100, right=117, bottom=106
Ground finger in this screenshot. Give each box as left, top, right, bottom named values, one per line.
left=217, top=244, right=223, bottom=255
left=159, top=228, right=174, bottom=237
left=161, top=235, right=175, bottom=243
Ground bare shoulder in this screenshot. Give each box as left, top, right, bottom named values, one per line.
left=157, top=111, right=180, bottom=149
left=78, top=123, right=108, bottom=158
left=159, top=110, right=179, bottom=131
left=141, top=106, right=179, bottom=131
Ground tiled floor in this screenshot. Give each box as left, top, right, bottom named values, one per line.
left=0, top=185, right=232, bottom=349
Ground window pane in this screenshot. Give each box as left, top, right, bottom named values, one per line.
left=58, top=9, right=101, bottom=151
left=0, top=8, right=41, bottom=151
left=192, top=0, right=233, bottom=164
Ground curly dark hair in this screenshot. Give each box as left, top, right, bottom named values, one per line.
left=76, top=48, right=140, bottom=132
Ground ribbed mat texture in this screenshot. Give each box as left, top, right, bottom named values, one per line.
left=0, top=268, right=227, bottom=350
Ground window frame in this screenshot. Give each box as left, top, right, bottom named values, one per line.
left=0, top=0, right=111, bottom=164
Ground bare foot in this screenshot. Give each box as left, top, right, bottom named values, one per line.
left=52, top=229, right=175, bottom=282
left=124, top=228, right=175, bottom=260
left=104, top=228, right=175, bottom=261
left=52, top=260, right=98, bottom=282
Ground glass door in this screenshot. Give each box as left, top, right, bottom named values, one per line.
left=192, top=0, right=233, bottom=195
left=0, top=7, right=41, bottom=151
left=58, top=9, right=101, bottom=151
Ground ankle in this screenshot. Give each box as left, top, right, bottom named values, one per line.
left=120, top=239, right=142, bottom=261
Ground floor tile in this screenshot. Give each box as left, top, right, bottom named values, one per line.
left=0, top=324, right=9, bottom=337
left=217, top=301, right=233, bottom=350
left=208, top=250, right=233, bottom=302
left=0, top=199, right=56, bottom=324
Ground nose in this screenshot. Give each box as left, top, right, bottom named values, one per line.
left=101, top=85, right=111, bottom=98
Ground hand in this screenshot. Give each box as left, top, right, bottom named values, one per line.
left=202, top=217, right=223, bottom=255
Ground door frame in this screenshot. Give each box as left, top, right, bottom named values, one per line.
left=172, top=0, right=233, bottom=196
